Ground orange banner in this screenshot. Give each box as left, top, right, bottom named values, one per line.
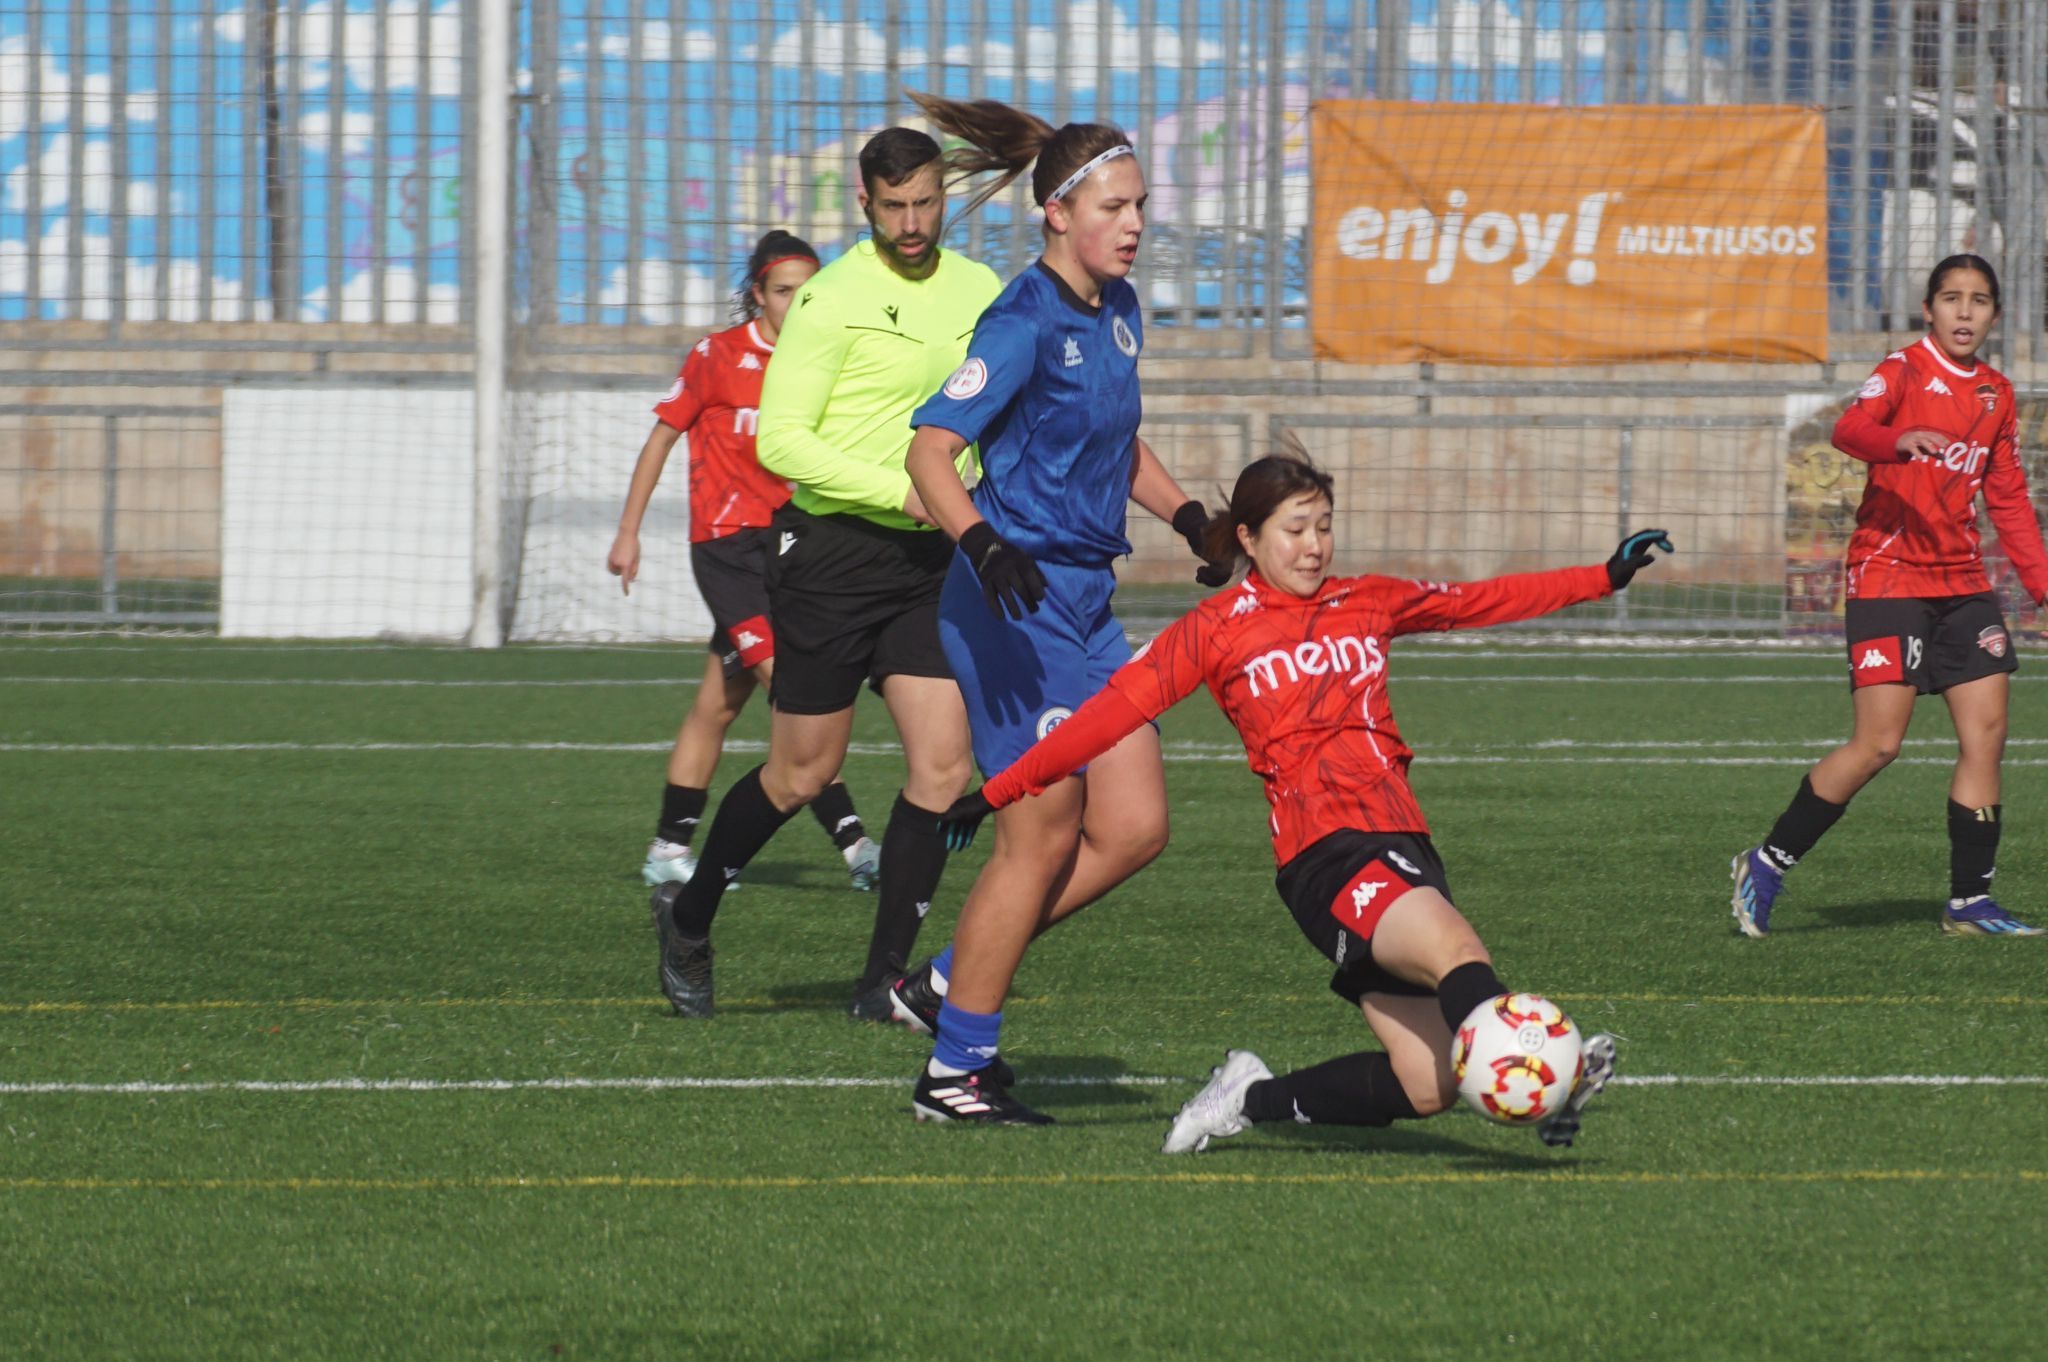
left=1310, top=102, right=1829, bottom=365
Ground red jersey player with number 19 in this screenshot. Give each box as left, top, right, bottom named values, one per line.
left=1733, top=254, right=2048, bottom=939
left=608, top=231, right=879, bottom=898
left=936, top=452, right=1674, bottom=1142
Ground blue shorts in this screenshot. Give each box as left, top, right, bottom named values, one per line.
left=939, top=554, right=1132, bottom=777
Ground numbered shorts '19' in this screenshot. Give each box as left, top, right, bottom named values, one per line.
left=1275, top=830, right=1451, bottom=1005
left=1844, top=592, right=2017, bottom=695
left=938, top=555, right=1131, bottom=776
left=762, top=505, right=956, bottom=715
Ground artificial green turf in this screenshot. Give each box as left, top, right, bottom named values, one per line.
left=2, top=638, right=2044, bottom=1360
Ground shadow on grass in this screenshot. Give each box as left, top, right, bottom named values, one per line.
left=760, top=977, right=860, bottom=1009
left=1009, top=1054, right=1169, bottom=1113
left=1196, top=1122, right=1566, bottom=1169
left=1774, top=898, right=1931, bottom=933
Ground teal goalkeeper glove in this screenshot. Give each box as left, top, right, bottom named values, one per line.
left=1607, top=529, right=1674, bottom=590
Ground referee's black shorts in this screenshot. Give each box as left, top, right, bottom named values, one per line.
left=763, top=504, right=956, bottom=715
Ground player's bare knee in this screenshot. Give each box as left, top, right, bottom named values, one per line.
left=763, top=761, right=831, bottom=809
left=1395, top=1067, right=1454, bottom=1118
left=908, top=751, right=975, bottom=805
left=1091, top=809, right=1168, bottom=871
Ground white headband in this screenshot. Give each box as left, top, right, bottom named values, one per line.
left=1044, top=144, right=1136, bottom=206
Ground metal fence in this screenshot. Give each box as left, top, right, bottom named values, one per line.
left=2, top=1, right=2044, bottom=342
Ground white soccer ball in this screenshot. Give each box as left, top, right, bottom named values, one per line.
left=1451, top=992, right=1584, bottom=1125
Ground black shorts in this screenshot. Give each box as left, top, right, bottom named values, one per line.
left=1275, top=830, right=1451, bottom=1005
left=690, top=528, right=776, bottom=680
left=763, top=505, right=956, bottom=715
left=1844, top=593, right=2017, bottom=695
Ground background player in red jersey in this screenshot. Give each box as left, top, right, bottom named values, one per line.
left=930, top=452, right=1672, bottom=1142
left=608, top=231, right=879, bottom=894
left=1733, top=255, right=2048, bottom=938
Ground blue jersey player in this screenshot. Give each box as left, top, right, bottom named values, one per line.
left=896, top=92, right=1227, bottom=1124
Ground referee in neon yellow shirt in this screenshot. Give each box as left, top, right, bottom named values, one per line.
left=652, top=127, right=1002, bottom=1021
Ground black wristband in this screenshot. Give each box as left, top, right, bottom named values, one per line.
left=959, top=521, right=999, bottom=567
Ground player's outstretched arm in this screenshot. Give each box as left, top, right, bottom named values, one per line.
left=1131, top=436, right=1232, bottom=587
left=1391, top=531, right=1675, bottom=635
left=936, top=686, right=1155, bottom=848
left=608, top=421, right=684, bottom=595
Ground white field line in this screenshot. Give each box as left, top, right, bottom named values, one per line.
left=1, top=1073, right=2042, bottom=1098
left=8, top=739, right=2048, bottom=769
left=0, top=676, right=688, bottom=687
left=11, top=671, right=2048, bottom=687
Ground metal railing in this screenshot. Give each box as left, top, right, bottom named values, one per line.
left=2, top=2, right=2042, bottom=342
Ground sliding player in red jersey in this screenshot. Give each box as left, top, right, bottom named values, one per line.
left=935, top=452, right=1672, bottom=1144
left=1733, top=254, right=2048, bottom=938
left=608, top=231, right=879, bottom=895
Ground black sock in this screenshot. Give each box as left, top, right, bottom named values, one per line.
left=1948, top=800, right=2001, bottom=901
left=1761, top=776, right=1848, bottom=873
left=808, top=781, right=866, bottom=851
left=859, top=792, right=948, bottom=990
left=670, top=767, right=797, bottom=938
left=1436, top=960, right=1507, bottom=1033
left=657, top=784, right=708, bottom=847
left=1242, top=1051, right=1421, bottom=1127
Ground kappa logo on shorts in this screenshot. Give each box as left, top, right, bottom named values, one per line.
left=1851, top=635, right=1904, bottom=686
left=1112, top=314, right=1138, bottom=357
left=1036, top=707, right=1074, bottom=740
left=734, top=629, right=765, bottom=650
left=1978, top=625, right=2009, bottom=658
left=1330, top=857, right=1415, bottom=934
left=943, top=358, right=988, bottom=400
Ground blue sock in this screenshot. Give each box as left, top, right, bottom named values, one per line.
left=930, top=945, right=954, bottom=987
left=931, top=1000, right=1002, bottom=1074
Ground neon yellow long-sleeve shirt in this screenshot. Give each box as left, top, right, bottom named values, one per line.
left=756, top=239, right=1001, bottom=529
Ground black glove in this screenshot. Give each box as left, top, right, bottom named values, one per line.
left=937, top=788, right=994, bottom=852
left=959, top=522, right=1046, bottom=620
left=1607, top=529, right=1674, bottom=590
left=1172, top=500, right=1234, bottom=588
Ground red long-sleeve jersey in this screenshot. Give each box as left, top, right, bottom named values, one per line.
left=652, top=320, right=792, bottom=544
left=982, top=564, right=1612, bottom=866
left=1832, top=336, right=2048, bottom=602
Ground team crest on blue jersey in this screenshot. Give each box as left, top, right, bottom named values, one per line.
left=1036, top=706, right=1073, bottom=739
left=1112, top=314, right=1138, bottom=357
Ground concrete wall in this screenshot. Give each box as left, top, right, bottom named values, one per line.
left=7, top=321, right=2043, bottom=595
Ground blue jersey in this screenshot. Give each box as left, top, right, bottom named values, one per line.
left=911, top=262, right=1143, bottom=567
